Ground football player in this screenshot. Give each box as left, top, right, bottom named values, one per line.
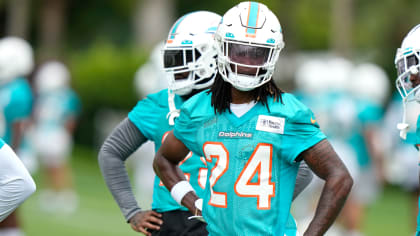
left=99, top=9, right=314, bottom=235
left=0, top=139, right=36, bottom=222
left=99, top=11, right=222, bottom=236
left=0, top=37, right=34, bottom=236
left=153, top=2, right=353, bottom=235
left=31, top=61, right=81, bottom=213
left=394, top=24, right=420, bottom=235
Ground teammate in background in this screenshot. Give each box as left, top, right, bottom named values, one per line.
left=31, top=61, right=81, bottom=214
left=98, top=11, right=222, bottom=236
left=394, top=24, right=420, bottom=235
left=293, top=57, right=361, bottom=236
left=153, top=2, right=353, bottom=236
left=0, top=139, right=36, bottom=222
left=381, top=92, right=420, bottom=229
left=340, top=62, right=388, bottom=236
left=0, top=37, right=34, bottom=236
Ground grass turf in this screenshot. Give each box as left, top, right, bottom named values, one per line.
left=19, top=146, right=414, bottom=236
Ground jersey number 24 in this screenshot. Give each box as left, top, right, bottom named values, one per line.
left=203, top=142, right=275, bottom=210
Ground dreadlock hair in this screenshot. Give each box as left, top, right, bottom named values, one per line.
left=208, top=74, right=284, bottom=114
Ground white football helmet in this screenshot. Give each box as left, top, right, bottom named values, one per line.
left=35, top=61, right=70, bottom=93
left=0, top=37, right=34, bottom=84
left=163, top=11, right=221, bottom=96
left=295, top=58, right=329, bottom=95
left=349, top=63, right=389, bottom=105
left=394, top=24, right=420, bottom=139
left=395, top=24, right=420, bottom=104
left=326, top=57, right=353, bottom=92
left=215, top=2, right=284, bottom=91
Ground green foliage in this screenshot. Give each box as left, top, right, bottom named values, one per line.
left=66, top=0, right=134, bottom=47
left=293, top=0, right=331, bottom=50
left=67, top=42, right=147, bottom=145
left=69, top=42, right=146, bottom=111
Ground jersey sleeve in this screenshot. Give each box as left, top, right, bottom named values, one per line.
left=281, top=96, right=326, bottom=164
left=173, top=105, right=202, bottom=156
left=416, top=115, right=420, bottom=150
left=66, top=91, right=81, bottom=118
left=5, top=81, right=33, bottom=122
left=358, top=101, right=383, bottom=125
left=128, top=97, right=161, bottom=141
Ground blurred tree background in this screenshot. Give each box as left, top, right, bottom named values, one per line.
left=1, top=0, right=420, bottom=147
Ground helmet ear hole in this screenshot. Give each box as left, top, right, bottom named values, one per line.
left=409, top=65, right=419, bottom=75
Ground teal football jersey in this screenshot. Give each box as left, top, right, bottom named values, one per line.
left=348, top=98, right=384, bottom=167
left=0, top=78, right=33, bottom=144
left=0, top=138, right=4, bottom=149
left=35, top=88, right=81, bottom=132
left=128, top=89, right=207, bottom=212
left=174, top=91, right=326, bottom=236
left=416, top=115, right=420, bottom=150
left=416, top=114, right=420, bottom=232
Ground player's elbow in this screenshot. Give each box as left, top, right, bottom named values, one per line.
left=333, top=169, right=353, bottom=195
left=7, top=176, right=36, bottom=203
left=97, top=144, right=106, bottom=164
left=153, top=151, right=165, bottom=177
left=22, top=176, right=36, bottom=199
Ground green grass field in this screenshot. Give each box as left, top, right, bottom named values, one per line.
left=19, top=146, right=415, bottom=236
left=21, top=146, right=138, bottom=236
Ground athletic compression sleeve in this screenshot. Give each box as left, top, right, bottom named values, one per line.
left=98, top=118, right=148, bottom=222
left=0, top=143, right=36, bottom=222
left=293, top=161, right=313, bottom=200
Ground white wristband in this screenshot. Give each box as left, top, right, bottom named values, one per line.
left=170, top=180, right=195, bottom=205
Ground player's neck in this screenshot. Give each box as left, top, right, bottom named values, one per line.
left=231, top=87, right=254, bottom=104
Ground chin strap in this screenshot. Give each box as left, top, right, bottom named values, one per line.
left=167, top=90, right=180, bottom=126
left=397, top=100, right=410, bottom=140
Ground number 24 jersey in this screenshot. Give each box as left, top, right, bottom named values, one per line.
left=174, top=91, right=326, bottom=236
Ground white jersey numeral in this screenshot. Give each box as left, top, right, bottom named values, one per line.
left=198, top=156, right=208, bottom=189
left=203, top=142, right=229, bottom=208
left=203, top=142, right=274, bottom=209
left=234, top=144, right=274, bottom=209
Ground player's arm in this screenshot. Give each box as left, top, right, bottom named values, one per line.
left=153, top=131, right=200, bottom=215
left=11, top=121, right=27, bottom=150
left=299, top=139, right=353, bottom=236
left=364, top=127, right=386, bottom=182
left=65, top=117, right=78, bottom=134
left=0, top=143, right=36, bottom=222
left=98, top=118, right=162, bottom=235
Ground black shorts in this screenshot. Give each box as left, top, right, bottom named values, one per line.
left=149, top=210, right=208, bottom=236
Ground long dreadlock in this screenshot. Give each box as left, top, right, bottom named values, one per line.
left=208, top=74, right=284, bottom=114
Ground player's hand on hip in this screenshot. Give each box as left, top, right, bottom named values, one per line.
left=129, top=210, right=163, bottom=235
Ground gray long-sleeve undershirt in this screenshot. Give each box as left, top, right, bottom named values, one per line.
left=98, top=117, right=313, bottom=222
left=98, top=118, right=147, bottom=222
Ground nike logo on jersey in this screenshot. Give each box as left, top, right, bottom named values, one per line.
left=256, top=115, right=285, bottom=134
left=218, top=131, right=253, bottom=138
left=310, top=117, right=316, bottom=124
